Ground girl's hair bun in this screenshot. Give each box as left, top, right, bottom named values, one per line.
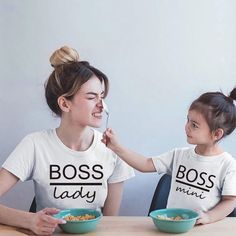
left=50, top=45, right=80, bottom=67
left=229, top=87, right=236, bottom=101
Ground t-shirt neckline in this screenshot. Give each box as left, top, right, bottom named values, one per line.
left=191, top=147, right=226, bottom=162
left=52, top=128, right=98, bottom=157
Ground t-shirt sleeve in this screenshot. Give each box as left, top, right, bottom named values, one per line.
left=222, top=160, right=236, bottom=196
left=2, top=135, right=35, bottom=181
left=151, top=149, right=176, bottom=174
left=108, top=154, right=135, bottom=184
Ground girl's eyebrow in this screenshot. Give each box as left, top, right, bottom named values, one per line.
left=187, top=116, right=200, bottom=125
left=191, top=119, right=200, bottom=125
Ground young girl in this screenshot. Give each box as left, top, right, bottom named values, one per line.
left=0, top=46, right=134, bottom=235
left=103, top=88, right=236, bottom=225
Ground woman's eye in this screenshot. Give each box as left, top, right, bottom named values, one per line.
left=192, top=123, right=198, bottom=128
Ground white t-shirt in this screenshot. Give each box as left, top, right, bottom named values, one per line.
left=152, top=147, right=236, bottom=211
left=2, top=129, right=134, bottom=211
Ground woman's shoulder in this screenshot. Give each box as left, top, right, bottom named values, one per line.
left=23, top=129, right=55, bottom=143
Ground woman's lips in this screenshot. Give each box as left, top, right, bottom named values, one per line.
left=92, top=112, right=102, bottom=119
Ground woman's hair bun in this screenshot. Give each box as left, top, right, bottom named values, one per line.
left=50, top=45, right=80, bottom=67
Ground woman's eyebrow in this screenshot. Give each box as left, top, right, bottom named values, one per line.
left=86, top=92, right=97, bottom=96
left=85, top=91, right=105, bottom=96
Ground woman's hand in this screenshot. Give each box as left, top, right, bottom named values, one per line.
left=30, top=208, right=65, bottom=235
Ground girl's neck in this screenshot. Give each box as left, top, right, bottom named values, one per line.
left=56, top=122, right=94, bottom=152
left=195, top=144, right=224, bottom=156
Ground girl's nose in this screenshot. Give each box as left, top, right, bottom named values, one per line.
left=185, top=122, right=190, bottom=132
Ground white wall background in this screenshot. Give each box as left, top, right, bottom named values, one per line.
left=0, top=0, right=236, bottom=216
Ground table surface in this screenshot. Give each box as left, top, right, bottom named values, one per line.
left=0, top=216, right=235, bottom=236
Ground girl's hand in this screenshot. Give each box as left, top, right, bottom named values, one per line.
left=30, top=208, right=66, bottom=235
left=195, top=209, right=210, bottom=225
left=102, top=128, right=121, bottom=151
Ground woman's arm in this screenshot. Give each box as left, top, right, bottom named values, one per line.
left=103, top=182, right=124, bottom=215
left=0, top=168, right=19, bottom=195
left=196, top=195, right=236, bottom=224
left=103, top=129, right=155, bottom=172
left=0, top=168, right=64, bottom=235
left=0, top=168, right=33, bottom=228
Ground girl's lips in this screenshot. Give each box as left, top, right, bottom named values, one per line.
left=186, top=133, right=191, bottom=138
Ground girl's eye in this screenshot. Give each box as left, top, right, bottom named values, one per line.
left=87, top=97, right=96, bottom=100
left=192, top=123, right=198, bottom=128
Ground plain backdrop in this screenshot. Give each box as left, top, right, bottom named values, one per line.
left=0, top=0, right=236, bottom=216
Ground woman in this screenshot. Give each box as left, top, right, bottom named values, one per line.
left=0, top=46, right=134, bottom=235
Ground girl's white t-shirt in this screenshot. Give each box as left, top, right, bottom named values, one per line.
left=3, top=129, right=134, bottom=211
left=152, top=147, right=236, bottom=211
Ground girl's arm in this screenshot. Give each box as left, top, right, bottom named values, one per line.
left=103, top=182, right=124, bottom=215
left=196, top=196, right=236, bottom=224
left=103, top=128, right=156, bottom=172
left=0, top=168, right=64, bottom=235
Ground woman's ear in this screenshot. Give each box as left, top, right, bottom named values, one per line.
left=57, top=96, right=70, bottom=113
left=212, top=128, right=224, bottom=141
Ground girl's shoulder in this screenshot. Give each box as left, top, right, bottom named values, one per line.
left=221, top=152, right=236, bottom=165
left=172, top=147, right=193, bottom=157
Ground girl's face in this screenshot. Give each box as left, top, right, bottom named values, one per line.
left=185, top=109, right=213, bottom=145
left=64, top=76, right=105, bottom=128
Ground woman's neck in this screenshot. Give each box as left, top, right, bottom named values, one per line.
left=195, top=144, right=224, bottom=156
left=56, top=123, right=94, bottom=151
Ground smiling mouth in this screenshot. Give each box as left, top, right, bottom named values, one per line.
left=92, top=112, right=102, bottom=118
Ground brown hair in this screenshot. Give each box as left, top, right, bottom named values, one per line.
left=45, top=46, right=109, bottom=116
left=189, top=88, right=236, bottom=138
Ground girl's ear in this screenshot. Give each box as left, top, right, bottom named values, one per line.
left=212, top=128, right=224, bottom=141
left=57, top=96, right=70, bottom=113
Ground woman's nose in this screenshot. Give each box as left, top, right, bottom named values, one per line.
left=97, top=98, right=103, bottom=108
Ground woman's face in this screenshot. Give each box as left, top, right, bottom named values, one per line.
left=64, top=76, right=105, bottom=128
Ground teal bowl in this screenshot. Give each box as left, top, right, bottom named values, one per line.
left=149, top=208, right=199, bottom=234
left=53, top=208, right=102, bottom=234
